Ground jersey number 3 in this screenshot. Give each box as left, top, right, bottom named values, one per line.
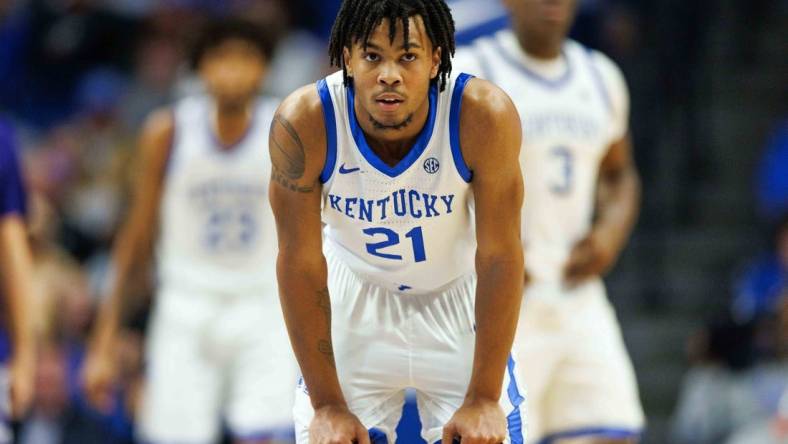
left=363, top=226, right=426, bottom=262
left=550, top=146, right=574, bottom=195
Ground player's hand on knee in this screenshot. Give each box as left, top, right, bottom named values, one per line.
left=441, top=397, right=507, bottom=444
left=81, top=348, right=117, bottom=413
left=309, top=404, right=370, bottom=444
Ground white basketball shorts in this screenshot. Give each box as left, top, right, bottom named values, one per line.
left=515, top=278, right=644, bottom=443
left=138, top=284, right=297, bottom=443
left=293, top=245, right=526, bottom=444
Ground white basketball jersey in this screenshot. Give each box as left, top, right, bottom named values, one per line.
left=318, top=71, right=476, bottom=294
left=455, top=30, right=630, bottom=284
left=157, top=95, right=279, bottom=294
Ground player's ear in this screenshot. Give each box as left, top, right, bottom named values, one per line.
left=343, top=47, right=353, bottom=77
left=430, top=47, right=442, bottom=80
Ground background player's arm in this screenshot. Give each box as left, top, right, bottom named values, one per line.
left=84, top=109, right=173, bottom=409
left=269, top=86, right=368, bottom=443
left=564, top=55, right=641, bottom=284
left=0, top=215, right=35, bottom=418
left=564, top=134, right=641, bottom=283
left=443, top=79, right=524, bottom=443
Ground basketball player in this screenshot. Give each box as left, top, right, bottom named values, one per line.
left=269, top=1, right=526, bottom=443
left=454, top=1, right=644, bottom=443
left=82, top=19, right=295, bottom=444
left=0, top=120, right=35, bottom=444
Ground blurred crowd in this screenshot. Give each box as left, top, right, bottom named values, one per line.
left=0, top=0, right=335, bottom=441
left=670, top=121, right=788, bottom=444
left=0, top=0, right=786, bottom=443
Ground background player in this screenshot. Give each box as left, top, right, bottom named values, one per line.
left=454, top=0, right=644, bottom=443
left=0, top=120, right=35, bottom=444
left=269, top=0, right=526, bottom=443
left=82, top=19, right=295, bottom=444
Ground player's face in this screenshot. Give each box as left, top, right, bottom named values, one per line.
left=199, top=39, right=267, bottom=110
left=503, top=0, right=577, bottom=42
left=343, top=16, right=441, bottom=133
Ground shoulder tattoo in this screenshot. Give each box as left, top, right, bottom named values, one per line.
left=270, top=114, right=315, bottom=193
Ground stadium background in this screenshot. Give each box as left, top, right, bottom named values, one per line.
left=0, top=0, right=787, bottom=442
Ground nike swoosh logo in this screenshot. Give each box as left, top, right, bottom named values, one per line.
left=339, top=164, right=361, bottom=174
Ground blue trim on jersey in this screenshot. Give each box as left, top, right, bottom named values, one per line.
left=368, top=427, right=388, bottom=444
left=536, top=427, right=642, bottom=444
left=449, top=73, right=474, bottom=183
left=506, top=354, right=525, bottom=444
left=346, top=83, right=438, bottom=178
left=491, top=38, right=573, bottom=89
left=583, top=49, right=613, bottom=115
left=317, top=79, right=339, bottom=183
left=455, top=15, right=510, bottom=45
left=206, top=102, right=259, bottom=153
left=230, top=425, right=295, bottom=442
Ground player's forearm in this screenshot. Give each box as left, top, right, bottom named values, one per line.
left=594, top=166, right=641, bottom=254
left=467, top=250, right=524, bottom=400
left=92, top=225, right=153, bottom=351
left=277, top=254, right=346, bottom=409
left=0, top=218, right=35, bottom=358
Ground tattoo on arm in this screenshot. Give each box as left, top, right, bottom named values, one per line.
left=270, top=114, right=315, bottom=193
left=316, top=287, right=335, bottom=368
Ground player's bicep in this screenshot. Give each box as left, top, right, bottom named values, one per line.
left=123, top=109, right=173, bottom=241
left=473, top=152, right=523, bottom=255
left=268, top=87, right=326, bottom=257
left=461, top=80, right=524, bottom=253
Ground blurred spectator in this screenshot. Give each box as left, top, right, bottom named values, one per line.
left=18, top=342, right=136, bottom=444
left=119, top=31, right=180, bottom=129
left=672, top=217, right=788, bottom=443
left=60, top=68, right=134, bottom=259
left=725, top=298, right=788, bottom=444
left=756, top=119, right=788, bottom=222
left=19, top=187, right=138, bottom=444
left=0, top=0, right=32, bottom=113
left=732, top=214, right=788, bottom=326
left=18, top=345, right=70, bottom=444
left=671, top=309, right=788, bottom=444
left=19, top=0, right=139, bottom=126
left=233, top=0, right=327, bottom=99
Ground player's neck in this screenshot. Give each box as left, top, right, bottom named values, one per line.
left=517, top=33, right=564, bottom=61
left=212, top=102, right=253, bottom=148
left=356, top=97, right=430, bottom=166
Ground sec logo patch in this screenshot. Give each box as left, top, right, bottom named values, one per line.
left=423, top=157, right=440, bottom=174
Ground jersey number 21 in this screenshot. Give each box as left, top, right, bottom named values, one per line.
left=363, top=226, right=426, bottom=262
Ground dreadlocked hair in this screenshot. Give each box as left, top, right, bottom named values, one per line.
left=328, top=0, right=456, bottom=91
